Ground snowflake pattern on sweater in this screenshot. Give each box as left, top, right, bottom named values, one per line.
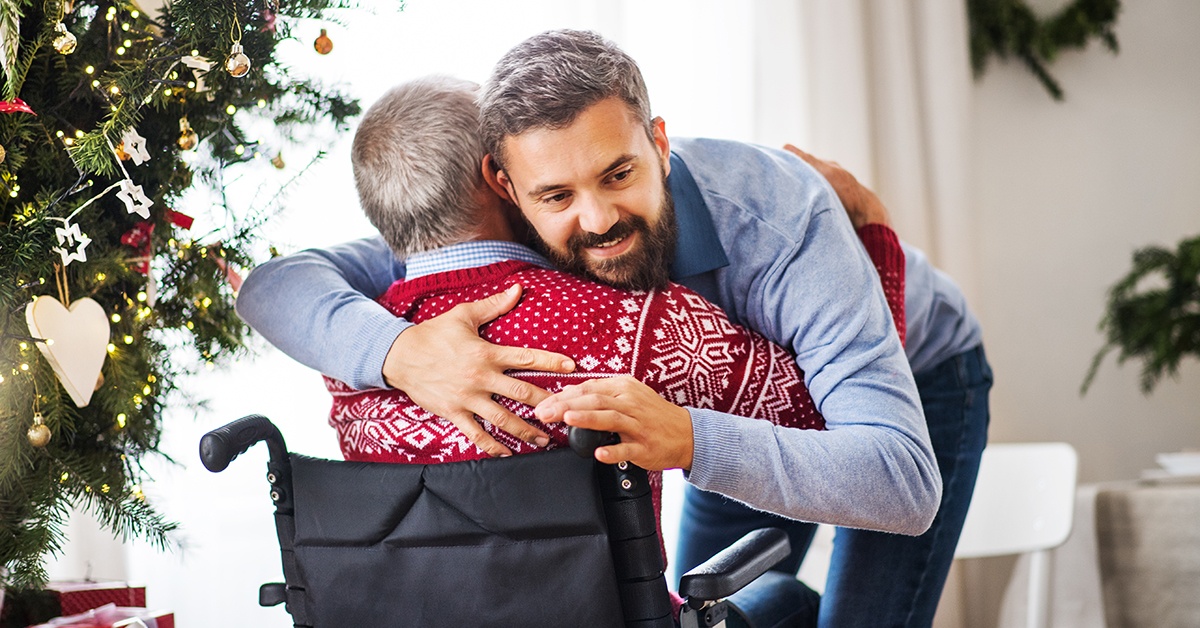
left=325, top=260, right=826, bottom=464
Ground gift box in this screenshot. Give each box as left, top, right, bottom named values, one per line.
left=29, top=604, right=173, bottom=628
left=44, top=582, right=146, bottom=617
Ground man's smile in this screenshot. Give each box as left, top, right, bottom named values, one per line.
left=585, top=231, right=638, bottom=258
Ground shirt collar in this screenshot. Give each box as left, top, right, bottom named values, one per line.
left=668, top=152, right=729, bottom=280
left=405, top=240, right=552, bottom=280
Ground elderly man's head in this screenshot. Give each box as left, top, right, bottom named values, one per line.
left=480, top=30, right=676, bottom=291
left=352, top=75, right=491, bottom=257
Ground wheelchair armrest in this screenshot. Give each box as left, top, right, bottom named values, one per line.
left=678, top=527, right=791, bottom=607
left=200, top=414, right=288, bottom=472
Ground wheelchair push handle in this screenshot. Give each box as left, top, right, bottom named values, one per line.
left=200, top=414, right=288, bottom=472
left=567, top=426, right=619, bottom=459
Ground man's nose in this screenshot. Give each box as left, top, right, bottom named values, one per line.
left=576, top=195, right=620, bottom=236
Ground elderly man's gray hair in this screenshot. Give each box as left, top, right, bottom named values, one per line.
left=352, top=75, right=486, bottom=257
left=479, top=29, right=653, bottom=168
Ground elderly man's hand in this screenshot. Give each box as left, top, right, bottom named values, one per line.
left=383, top=283, right=576, bottom=457
left=534, top=376, right=694, bottom=471
left=784, top=144, right=892, bottom=230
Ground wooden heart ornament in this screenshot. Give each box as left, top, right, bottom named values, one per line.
left=25, top=296, right=111, bottom=407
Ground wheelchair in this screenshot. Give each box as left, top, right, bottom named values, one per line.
left=200, top=415, right=792, bottom=627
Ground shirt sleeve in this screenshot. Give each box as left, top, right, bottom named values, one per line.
left=682, top=157, right=940, bottom=535
left=235, top=235, right=409, bottom=389
left=857, top=224, right=906, bottom=345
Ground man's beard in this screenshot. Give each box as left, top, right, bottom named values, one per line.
left=532, top=182, right=677, bottom=292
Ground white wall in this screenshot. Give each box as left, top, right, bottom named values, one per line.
left=971, top=0, right=1200, bottom=484
left=959, top=2, right=1200, bottom=626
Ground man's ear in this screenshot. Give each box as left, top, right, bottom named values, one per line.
left=652, top=116, right=671, bottom=177
left=481, top=154, right=515, bottom=203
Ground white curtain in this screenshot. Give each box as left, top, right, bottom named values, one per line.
left=753, top=0, right=979, bottom=304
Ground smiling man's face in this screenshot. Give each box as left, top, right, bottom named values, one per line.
left=493, top=97, right=677, bottom=291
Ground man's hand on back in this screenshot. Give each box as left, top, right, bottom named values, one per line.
left=383, top=283, right=576, bottom=457
left=534, top=375, right=695, bottom=472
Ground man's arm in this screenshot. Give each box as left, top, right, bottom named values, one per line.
left=237, top=235, right=409, bottom=388
left=236, top=235, right=573, bottom=456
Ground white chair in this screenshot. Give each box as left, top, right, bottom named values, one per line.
left=954, top=442, right=1079, bottom=628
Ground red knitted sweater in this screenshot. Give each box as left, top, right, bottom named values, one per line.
left=326, top=224, right=904, bottom=461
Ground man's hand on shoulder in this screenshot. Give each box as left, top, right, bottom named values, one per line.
left=783, top=144, right=891, bottom=230
left=383, top=283, right=576, bottom=457
left=534, top=376, right=694, bottom=471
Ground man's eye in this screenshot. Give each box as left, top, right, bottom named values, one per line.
left=611, top=169, right=633, bottom=182
left=543, top=192, right=569, bottom=204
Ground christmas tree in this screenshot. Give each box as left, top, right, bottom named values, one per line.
left=0, top=0, right=364, bottom=589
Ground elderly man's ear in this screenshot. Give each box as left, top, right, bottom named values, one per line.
left=481, top=154, right=515, bottom=204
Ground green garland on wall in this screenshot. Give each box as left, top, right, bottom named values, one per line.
left=968, top=0, right=1121, bottom=100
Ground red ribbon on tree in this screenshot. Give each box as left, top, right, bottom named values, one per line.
left=165, top=209, right=194, bottom=229
left=120, top=209, right=195, bottom=274
left=0, top=99, right=36, bottom=115
left=121, top=222, right=154, bottom=274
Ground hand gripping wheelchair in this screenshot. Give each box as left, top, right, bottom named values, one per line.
left=200, top=415, right=792, bottom=627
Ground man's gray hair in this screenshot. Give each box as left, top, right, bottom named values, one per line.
left=352, top=75, right=486, bottom=257
left=479, top=29, right=652, bottom=167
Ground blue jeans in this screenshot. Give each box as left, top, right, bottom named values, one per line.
left=677, top=345, right=993, bottom=628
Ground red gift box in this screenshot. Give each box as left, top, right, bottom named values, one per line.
left=45, top=581, right=146, bottom=616
left=29, top=604, right=173, bottom=628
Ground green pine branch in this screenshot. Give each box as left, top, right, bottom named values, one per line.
left=968, top=0, right=1121, bottom=101
left=1083, top=234, right=1200, bottom=394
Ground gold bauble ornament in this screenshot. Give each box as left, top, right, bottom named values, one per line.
left=178, top=117, right=198, bottom=150
left=28, top=413, right=51, bottom=448
left=225, top=43, right=251, bottom=78
left=53, top=23, right=78, bottom=55
left=314, top=29, right=333, bottom=55
left=0, top=144, right=6, bottom=165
